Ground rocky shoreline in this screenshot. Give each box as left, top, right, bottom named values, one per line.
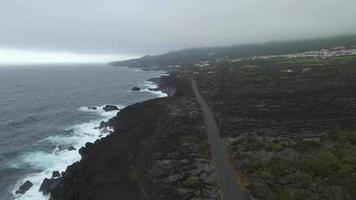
left=37, top=74, right=222, bottom=200
left=28, top=53, right=356, bottom=200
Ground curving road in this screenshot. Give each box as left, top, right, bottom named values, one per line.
left=191, top=79, right=246, bottom=200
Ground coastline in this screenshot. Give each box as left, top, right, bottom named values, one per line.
left=12, top=107, right=120, bottom=200
left=11, top=68, right=169, bottom=200
left=38, top=73, right=223, bottom=200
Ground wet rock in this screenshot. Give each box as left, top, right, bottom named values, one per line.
left=131, top=87, right=141, bottom=91
left=148, top=87, right=160, bottom=91
left=68, top=146, right=76, bottom=151
left=16, top=180, right=33, bottom=194
left=52, top=171, right=61, bottom=178
left=103, top=105, right=119, bottom=112
left=99, top=121, right=107, bottom=129
left=88, top=106, right=97, bottom=110
left=79, top=142, right=93, bottom=158
left=39, top=178, right=60, bottom=195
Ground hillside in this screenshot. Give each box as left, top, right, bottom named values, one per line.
left=110, top=34, right=356, bottom=69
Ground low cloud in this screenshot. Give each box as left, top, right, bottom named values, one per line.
left=1, top=0, right=355, bottom=55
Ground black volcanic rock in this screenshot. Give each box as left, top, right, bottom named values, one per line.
left=45, top=76, right=223, bottom=200
left=131, top=86, right=140, bottom=91
left=49, top=99, right=168, bottom=200
left=99, top=121, right=107, bottom=129
left=68, top=146, right=76, bottom=151
left=103, top=105, right=119, bottom=112
left=190, top=55, right=356, bottom=199
left=39, top=178, right=60, bottom=195
left=52, top=171, right=61, bottom=178
left=78, top=142, right=94, bottom=159
left=16, top=180, right=33, bottom=194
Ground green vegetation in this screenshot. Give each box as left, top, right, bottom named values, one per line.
left=241, top=129, right=356, bottom=199
left=330, top=55, right=356, bottom=62
left=237, top=136, right=283, bottom=152
left=279, top=57, right=324, bottom=65
left=292, top=140, right=321, bottom=152
left=278, top=55, right=356, bottom=66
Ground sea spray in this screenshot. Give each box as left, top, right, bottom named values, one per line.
left=12, top=106, right=120, bottom=200
left=0, top=65, right=166, bottom=199
left=140, top=80, right=168, bottom=98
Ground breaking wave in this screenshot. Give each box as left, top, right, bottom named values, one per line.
left=10, top=106, right=120, bottom=200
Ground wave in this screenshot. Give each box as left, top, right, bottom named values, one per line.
left=10, top=73, right=168, bottom=199
left=78, top=104, right=125, bottom=117
left=10, top=105, right=120, bottom=200
left=139, top=81, right=168, bottom=98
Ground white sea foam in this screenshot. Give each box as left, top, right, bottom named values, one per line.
left=12, top=171, right=50, bottom=200
left=11, top=73, right=167, bottom=199
left=12, top=149, right=81, bottom=200
left=78, top=104, right=124, bottom=117
left=140, top=81, right=168, bottom=98
left=12, top=106, right=119, bottom=200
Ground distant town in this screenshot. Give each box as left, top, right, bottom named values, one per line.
left=245, top=46, right=356, bottom=61
left=165, top=46, right=356, bottom=70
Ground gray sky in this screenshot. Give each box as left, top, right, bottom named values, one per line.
left=1, top=0, right=356, bottom=56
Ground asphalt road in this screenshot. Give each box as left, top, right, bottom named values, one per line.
left=191, top=79, right=246, bottom=200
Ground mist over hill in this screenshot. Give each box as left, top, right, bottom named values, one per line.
left=111, top=34, right=356, bottom=68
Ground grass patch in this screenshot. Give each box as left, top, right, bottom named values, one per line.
left=241, top=129, right=356, bottom=199
left=279, top=57, right=324, bottom=65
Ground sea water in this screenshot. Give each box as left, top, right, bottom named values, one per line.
left=0, top=64, right=166, bottom=200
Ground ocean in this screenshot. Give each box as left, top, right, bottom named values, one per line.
left=0, top=64, right=166, bottom=200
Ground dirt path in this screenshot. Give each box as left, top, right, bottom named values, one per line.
left=135, top=119, right=171, bottom=200
left=191, top=79, right=246, bottom=200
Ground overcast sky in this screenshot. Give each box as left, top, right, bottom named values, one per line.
left=1, top=0, right=356, bottom=62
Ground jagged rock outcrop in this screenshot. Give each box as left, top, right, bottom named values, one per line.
left=131, top=87, right=140, bottom=91
left=15, top=180, right=33, bottom=195
left=39, top=178, right=60, bottom=195
left=102, top=105, right=119, bottom=112
left=68, top=146, right=76, bottom=151
left=52, top=171, right=61, bottom=178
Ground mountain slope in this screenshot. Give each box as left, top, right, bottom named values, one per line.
left=110, top=34, right=356, bottom=69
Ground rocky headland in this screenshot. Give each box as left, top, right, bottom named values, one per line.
left=40, top=74, right=222, bottom=200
